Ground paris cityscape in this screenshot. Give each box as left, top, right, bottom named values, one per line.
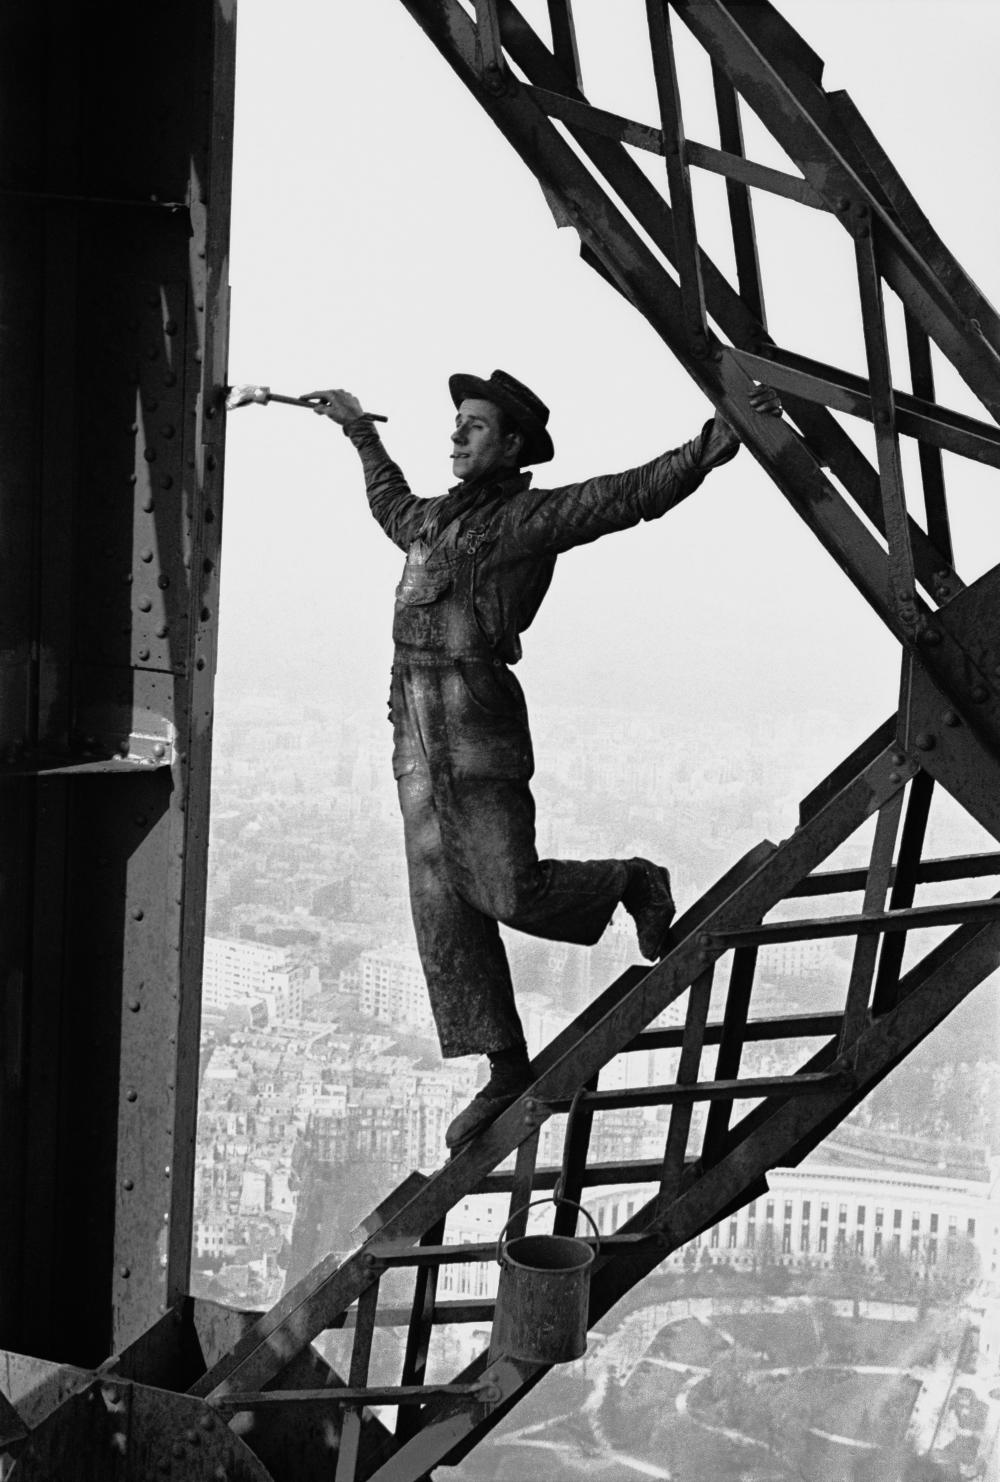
left=192, top=675, right=1000, bottom=1480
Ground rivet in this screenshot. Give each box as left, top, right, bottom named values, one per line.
left=943, top=710, right=960, bottom=727
left=130, top=422, right=139, bottom=434
left=698, top=933, right=711, bottom=946
left=120, top=1266, right=131, bottom=1278
left=206, top=453, right=217, bottom=471
left=158, top=575, right=169, bottom=589
left=156, top=623, right=169, bottom=638
left=160, top=473, right=174, bottom=489
left=856, top=225, right=870, bottom=238
left=922, top=629, right=941, bottom=646
left=185, top=1429, right=198, bottom=1445
left=128, top=998, right=141, bottom=1012
left=196, top=656, right=206, bottom=670
left=142, top=496, right=155, bottom=513
left=891, top=752, right=906, bottom=766
left=165, top=320, right=178, bottom=335
left=835, top=197, right=849, bottom=211
left=144, top=448, right=158, bottom=464
left=203, top=557, right=214, bottom=573
left=876, top=409, right=890, bottom=424
left=164, top=1164, right=171, bottom=1176
left=123, top=1178, right=134, bottom=1190
left=138, top=596, right=152, bottom=612
left=132, top=907, right=144, bottom=920
left=140, top=548, right=154, bottom=562
left=204, top=508, right=215, bottom=523
left=888, top=771, right=900, bottom=784
left=161, top=424, right=175, bottom=439
left=201, top=606, right=212, bottom=621
left=898, top=590, right=912, bottom=603
left=118, top=739, right=130, bottom=755
left=915, top=733, right=935, bottom=751
left=126, top=1089, right=138, bottom=1103
left=200, top=1413, right=214, bottom=1431
left=153, top=742, right=166, bottom=758
left=138, top=646, right=150, bottom=661
left=971, top=685, right=989, bottom=702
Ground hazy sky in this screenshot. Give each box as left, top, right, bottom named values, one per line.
left=217, top=1, right=999, bottom=785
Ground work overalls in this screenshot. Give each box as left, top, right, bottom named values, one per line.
left=390, top=528, right=628, bottom=1058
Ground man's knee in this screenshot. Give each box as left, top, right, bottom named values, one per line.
left=462, top=862, right=546, bottom=927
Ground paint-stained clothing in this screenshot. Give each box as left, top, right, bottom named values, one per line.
left=344, top=417, right=737, bottom=1057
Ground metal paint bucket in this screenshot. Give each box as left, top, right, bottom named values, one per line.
left=492, top=1200, right=600, bottom=1364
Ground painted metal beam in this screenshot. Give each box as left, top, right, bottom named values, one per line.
left=0, top=0, right=235, bottom=1365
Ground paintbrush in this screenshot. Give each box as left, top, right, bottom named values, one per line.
left=225, top=384, right=387, bottom=420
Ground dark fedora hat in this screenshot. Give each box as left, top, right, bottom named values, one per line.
left=449, top=368, right=554, bottom=465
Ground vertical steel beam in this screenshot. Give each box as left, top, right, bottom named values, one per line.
left=546, top=0, right=581, bottom=89
left=646, top=0, right=707, bottom=350
left=904, top=311, right=953, bottom=569
left=0, top=0, right=235, bottom=1365
left=711, top=66, right=766, bottom=329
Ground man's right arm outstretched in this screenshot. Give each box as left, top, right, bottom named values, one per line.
left=306, top=387, right=428, bottom=551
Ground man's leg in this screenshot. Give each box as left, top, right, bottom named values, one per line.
left=442, top=777, right=674, bottom=955
left=398, top=763, right=527, bottom=1059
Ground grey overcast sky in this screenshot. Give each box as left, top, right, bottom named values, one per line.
left=217, top=1, right=999, bottom=778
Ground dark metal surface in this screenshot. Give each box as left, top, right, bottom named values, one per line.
left=0, top=0, right=235, bottom=1368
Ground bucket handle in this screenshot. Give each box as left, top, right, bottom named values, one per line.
left=495, top=1197, right=602, bottom=1267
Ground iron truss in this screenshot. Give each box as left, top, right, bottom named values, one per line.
left=4, top=2, right=1000, bottom=1479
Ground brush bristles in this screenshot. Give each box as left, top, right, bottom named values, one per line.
left=225, top=384, right=270, bottom=409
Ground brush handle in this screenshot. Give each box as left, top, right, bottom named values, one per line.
left=271, top=392, right=387, bottom=422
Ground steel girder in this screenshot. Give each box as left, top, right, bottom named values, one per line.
left=0, top=2, right=235, bottom=1365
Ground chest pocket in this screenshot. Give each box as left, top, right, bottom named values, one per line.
left=395, top=566, right=453, bottom=607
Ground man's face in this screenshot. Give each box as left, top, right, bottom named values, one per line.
left=450, top=398, right=521, bottom=484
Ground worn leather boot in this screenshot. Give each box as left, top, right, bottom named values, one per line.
left=445, top=1049, right=534, bottom=1153
left=622, top=858, right=676, bottom=960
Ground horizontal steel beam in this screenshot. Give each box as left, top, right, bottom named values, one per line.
left=211, top=1382, right=487, bottom=1411
left=790, top=851, right=1000, bottom=897
left=542, top=1070, right=849, bottom=1112
left=624, top=1010, right=842, bottom=1051
left=714, top=894, right=1000, bottom=947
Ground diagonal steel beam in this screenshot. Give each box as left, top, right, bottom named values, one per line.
left=358, top=909, right=1000, bottom=1477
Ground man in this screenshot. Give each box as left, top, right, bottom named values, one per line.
left=309, top=370, right=781, bottom=1149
